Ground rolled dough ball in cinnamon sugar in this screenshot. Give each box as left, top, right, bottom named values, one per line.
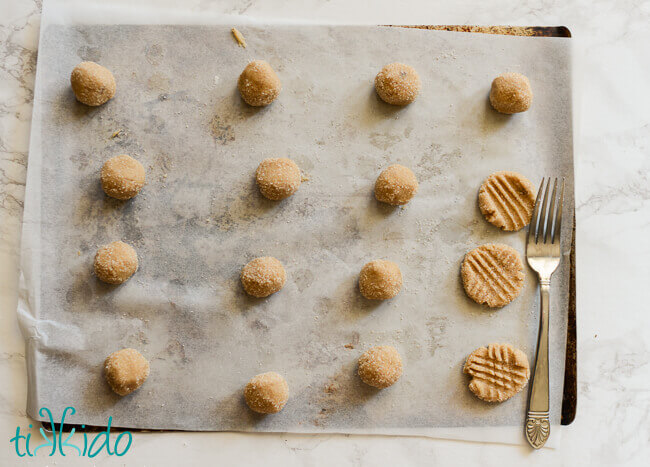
left=104, top=348, right=150, bottom=396
left=238, top=60, right=281, bottom=106
left=241, top=256, right=286, bottom=297
left=256, top=158, right=301, bottom=200
left=489, top=72, right=533, bottom=114
left=374, top=63, right=421, bottom=105
left=359, top=260, right=402, bottom=300
left=70, top=61, right=116, bottom=106
left=101, top=155, right=145, bottom=200
left=358, top=346, right=403, bottom=389
left=244, top=371, right=289, bottom=414
left=374, top=164, right=419, bottom=206
left=94, top=241, right=138, bottom=285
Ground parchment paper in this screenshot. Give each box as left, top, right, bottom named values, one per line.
left=18, top=0, right=573, bottom=447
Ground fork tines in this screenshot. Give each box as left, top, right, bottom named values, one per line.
left=528, top=177, right=565, bottom=245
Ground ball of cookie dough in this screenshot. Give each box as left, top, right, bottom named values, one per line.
left=359, top=260, right=402, bottom=300
left=104, top=348, right=150, bottom=396
left=489, top=72, right=533, bottom=114
left=461, top=243, right=524, bottom=308
left=374, top=63, right=421, bottom=106
left=244, top=371, right=289, bottom=414
left=256, top=158, right=301, bottom=200
left=238, top=60, right=281, bottom=106
left=358, top=346, right=403, bottom=389
left=374, top=164, right=419, bottom=206
left=241, top=256, right=286, bottom=298
left=101, top=155, right=146, bottom=200
left=70, top=61, right=116, bottom=106
left=94, top=241, right=138, bottom=285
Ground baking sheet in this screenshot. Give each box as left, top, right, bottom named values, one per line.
left=18, top=0, right=573, bottom=447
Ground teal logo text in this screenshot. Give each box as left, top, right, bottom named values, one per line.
left=9, top=407, right=132, bottom=458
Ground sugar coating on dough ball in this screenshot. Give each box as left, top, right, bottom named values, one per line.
left=101, top=155, right=146, bottom=200
left=489, top=72, right=533, bottom=114
left=238, top=60, right=281, bottom=106
left=104, top=348, right=150, bottom=396
left=256, top=158, right=301, bottom=200
left=244, top=371, right=289, bottom=414
left=94, top=241, right=138, bottom=285
left=241, top=256, right=286, bottom=297
left=359, top=260, right=402, bottom=300
left=374, top=63, right=421, bottom=105
left=70, top=61, right=116, bottom=106
left=375, top=164, right=418, bottom=206
left=358, top=346, right=403, bottom=389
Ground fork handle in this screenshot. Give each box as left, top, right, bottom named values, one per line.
left=525, top=278, right=551, bottom=449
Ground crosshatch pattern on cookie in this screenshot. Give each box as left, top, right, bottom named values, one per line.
left=478, top=171, right=536, bottom=231
left=463, top=343, right=530, bottom=402
left=461, top=243, right=525, bottom=308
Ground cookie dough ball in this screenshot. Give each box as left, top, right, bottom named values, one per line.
left=244, top=371, right=289, bottom=414
left=70, top=61, right=116, bottom=106
left=241, top=256, right=286, bottom=297
left=256, top=158, right=301, bottom=200
left=358, top=346, right=403, bottom=389
left=374, top=164, right=419, bottom=206
left=374, top=63, right=421, bottom=106
left=101, top=155, right=146, bottom=200
left=104, top=348, right=150, bottom=396
left=238, top=60, right=281, bottom=106
left=489, top=72, right=533, bottom=114
left=464, top=343, right=530, bottom=402
left=359, top=260, right=402, bottom=300
left=94, top=241, right=138, bottom=285
left=461, top=243, right=524, bottom=308
left=478, top=171, right=536, bottom=231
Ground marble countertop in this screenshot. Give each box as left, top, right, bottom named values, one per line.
left=1, top=0, right=648, bottom=465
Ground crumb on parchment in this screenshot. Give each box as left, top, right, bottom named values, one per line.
left=231, top=28, right=247, bottom=48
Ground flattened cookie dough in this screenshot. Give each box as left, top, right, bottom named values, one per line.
left=104, top=348, right=150, bottom=396
left=478, top=171, right=536, bottom=231
left=101, top=155, right=145, bottom=200
left=359, top=260, right=402, bottom=300
left=238, top=60, right=281, bottom=106
left=375, top=63, right=421, bottom=105
left=461, top=244, right=524, bottom=308
left=70, top=61, right=116, bottom=106
left=489, top=72, right=533, bottom=114
left=244, top=371, right=289, bottom=414
left=358, top=345, right=403, bottom=389
left=375, top=164, right=418, bottom=206
left=463, top=343, right=530, bottom=402
left=94, top=241, right=138, bottom=285
left=241, top=256, right=287, bottom=297
left=256, top=158, right=301, bottom=200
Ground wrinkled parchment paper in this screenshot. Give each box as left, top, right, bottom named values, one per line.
left=18, top=0, right=573, bottom=447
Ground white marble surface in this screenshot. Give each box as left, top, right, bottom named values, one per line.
left=1, top=0, right=649, bottom=465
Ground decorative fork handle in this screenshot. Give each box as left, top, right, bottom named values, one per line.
left=525, top=278, right=551, bottom=449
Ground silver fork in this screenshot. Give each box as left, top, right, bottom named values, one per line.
left=524, top=177, right=565, bottom=449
